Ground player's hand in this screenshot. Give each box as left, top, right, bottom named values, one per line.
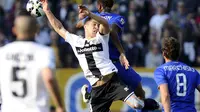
left=76, top=20, right=84, bottom=28
left=56, top=107, right=65, bottom=112
left=78, top=5, right=90, bottom=19
left=119, top=53, right=129, bottom=70
left=40, top=0, right=50, bottom=12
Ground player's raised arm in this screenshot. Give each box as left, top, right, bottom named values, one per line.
left=40, top=0, right=66, bottom=39
left=79, top=5, right=109, bottom=35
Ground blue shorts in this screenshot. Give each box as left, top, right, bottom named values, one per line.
left=114, top=61, right=141, bottom=91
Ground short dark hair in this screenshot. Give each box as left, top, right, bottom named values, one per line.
left=83, top=17, right=92, bottom=24
left=161, top=37, right=180, bottom=61
left=97, top=0, right=114, bottom=8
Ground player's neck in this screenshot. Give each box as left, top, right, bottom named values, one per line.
left=85, top=34, right=95, bottom=40
left=17, top=35, right=35, bottom=41
left=165, top=58, right=172, bottom=63
left=102, top=8, right=111, bottom=13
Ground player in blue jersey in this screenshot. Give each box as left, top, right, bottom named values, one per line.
left=78, top=0, right=161, bottom=111
left=154, top=37, right=200, bottom=112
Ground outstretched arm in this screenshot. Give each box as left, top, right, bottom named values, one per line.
left=79, top=5, right=109, bottom=34
left=41, top=0, right=66, bottom=38
left=110, top=24, right=129, bottom=69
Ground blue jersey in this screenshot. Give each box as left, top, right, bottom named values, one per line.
left=83, top=12, right=125, bottom=60
left=154, top=61, right=200, bottom=112
left=98, top=12, right=125, bottom=60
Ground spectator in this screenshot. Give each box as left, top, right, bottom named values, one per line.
left=170, top=0, right=199, bottom=13
left=35, top=17, right=52, bottom=46
left=124, top=33, right=144, bottom=67
left=170, top=1, right=187, bottom=29
left=149, top=5, right=169, bottom=43
left=0, top=6, right=5, bottom=34
left=55, top=0, right=74, bottom=27
left=0, top=30, right=9, bottom=47
left=162, top=19, right=179, bottom=39
left=145, top=42, right=163, bottom=68
left=50, top=30, right=62, bottom=68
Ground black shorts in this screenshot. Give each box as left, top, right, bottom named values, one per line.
left=90, top=74, right=134, bottom=112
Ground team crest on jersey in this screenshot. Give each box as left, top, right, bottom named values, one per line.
left=76, top=40, right=103, bottom=54
left=120, top=18, right=125, bottom=25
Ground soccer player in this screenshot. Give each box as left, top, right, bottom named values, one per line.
left=41, top=0, right=149, bottom=111
left=78, top=0, right=161, bottom=110
left=154, top=37, right=200, bottom=112
left=0, top=10, right=64, bottom=112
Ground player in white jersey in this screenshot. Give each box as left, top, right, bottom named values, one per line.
left=41, top=0, right=146, bottom=111
left=0, top=10, right=64, bottom=112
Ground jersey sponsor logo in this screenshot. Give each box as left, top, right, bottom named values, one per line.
left=76, top=41, right=103, bottom=54
left=101, top=16, right=112, bottom=21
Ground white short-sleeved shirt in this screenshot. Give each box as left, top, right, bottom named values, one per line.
left=65, top=32, right=118, bottom=85
left=0, top=41, right=55, bottom=112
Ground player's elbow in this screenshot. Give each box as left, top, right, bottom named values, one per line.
left=102, top=20, right=109, bottom=29
left=42, top=68, right=54, bottom=83
left=161, top=94, right=170, bottom=104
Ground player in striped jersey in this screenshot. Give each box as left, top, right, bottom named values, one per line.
left=41, top=0, right=152, bottom=111
left=77, top=0, right=161, bottom=111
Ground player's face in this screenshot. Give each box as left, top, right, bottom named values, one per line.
left=85, top=19, right=100, bottom=38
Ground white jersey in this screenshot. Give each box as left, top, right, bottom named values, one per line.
left=65, top=31, right=118, bottom=85
left=0, top=41, right=55, bottom=112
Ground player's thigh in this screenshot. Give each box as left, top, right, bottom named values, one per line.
left=90, top=78, right=115, bottom=112
left=134, top=82, right=145, bottom=99
left=89, top=101, right=112, bottom=112
left=114, top=61, right=141, bottom=91
left=110, top=75, right=144, bottom=109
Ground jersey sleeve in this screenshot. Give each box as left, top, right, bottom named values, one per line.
left=113, top=16, right=125, bottom=31
left=154, top=67, right=167, bottom=88
left=195, top=70, right=200, bottom=88
left=41, top=48, right=56, bottom=70
left=65, top=31, right=80, bottom=45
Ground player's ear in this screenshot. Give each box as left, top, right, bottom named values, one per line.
left=12, top=26, right=17, bottom=36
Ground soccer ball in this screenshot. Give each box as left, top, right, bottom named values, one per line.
left=26, top=0, right=44, bottom=17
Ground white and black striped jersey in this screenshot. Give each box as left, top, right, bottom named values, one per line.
left=65, top=31, right=118, bottom=85
left=0, top=41, right=55, bottom=112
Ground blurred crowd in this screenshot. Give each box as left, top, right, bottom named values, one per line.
left=0, top=0, right=200, bottom=68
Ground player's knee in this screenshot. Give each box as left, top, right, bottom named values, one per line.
left=134, top=83, right=145, bottom=99
left=125, top=93, right=144, bottom=109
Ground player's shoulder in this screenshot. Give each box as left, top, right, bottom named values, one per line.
left=0, top=42, right=17, bottom=53
left=33, top=43, right=54, bottom=53
left=154, top=62, right=171, bottom=74
left=155, top=63, right=168, bottom=70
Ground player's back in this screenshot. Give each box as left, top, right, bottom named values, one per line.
left=0, top=41, right=54, bottom=112
left=155, top=61, right=199, bottom=112
left=100, top=12, right=125, bottom=60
